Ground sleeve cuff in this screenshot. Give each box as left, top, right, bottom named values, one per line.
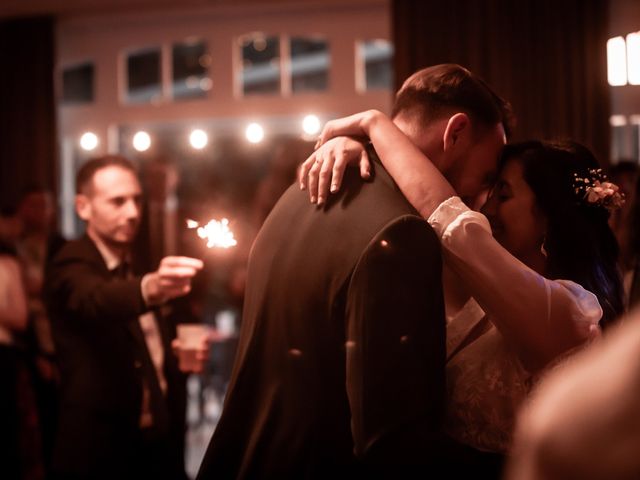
left=427, top=196, right=474, bottom=236
left=555, top=279, right=604, bottom=329
left=140, top=273, right=154, bottom=306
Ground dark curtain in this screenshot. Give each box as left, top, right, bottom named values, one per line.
left=0, top=16, right=57, bottom=211
left=392, top=0, right=611, bottom=164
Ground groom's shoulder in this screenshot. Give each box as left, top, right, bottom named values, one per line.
left=372, top=212, right=439, bottom=252
left=351, top=213, right=441, bottom=284
left=353, top=162, right=419, bottom=216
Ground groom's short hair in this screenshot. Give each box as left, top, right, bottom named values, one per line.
left=392, top=64, right=514, bottom=139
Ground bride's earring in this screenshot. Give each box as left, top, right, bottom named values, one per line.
left=540, top=236, right=548, bottom=258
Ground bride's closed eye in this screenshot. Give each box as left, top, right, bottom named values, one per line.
left=492, top=180, right=513, bottom=202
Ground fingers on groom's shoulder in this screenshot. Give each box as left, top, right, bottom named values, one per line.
left=359, top=149, right=371, bottom=180
left=299, top=153, right=317, bottom=190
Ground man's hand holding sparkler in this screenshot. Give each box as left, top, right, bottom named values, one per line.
left=141, top=256, right=204, bottom=306
left=144, top=217, right=237, bottom=373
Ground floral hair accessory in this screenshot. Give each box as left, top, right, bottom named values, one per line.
left=573, top=168, right=625, bottom=211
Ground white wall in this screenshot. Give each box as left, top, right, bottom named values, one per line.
left=56, top=0, right=392, bottom=150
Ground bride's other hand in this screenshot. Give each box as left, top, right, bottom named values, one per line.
left=299, top=136, right=371, bottom=205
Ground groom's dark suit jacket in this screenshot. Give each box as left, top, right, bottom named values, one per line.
left=44, top=235, right=186, bottom=479
left=197, top=154, right=447, bottom=479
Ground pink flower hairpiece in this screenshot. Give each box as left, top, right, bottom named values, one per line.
left=573, top=168, right=625, bottom=211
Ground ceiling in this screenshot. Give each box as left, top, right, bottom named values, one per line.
left=0, top=0, right=377, bottom=20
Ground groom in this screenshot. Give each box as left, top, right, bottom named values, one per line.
left=197, top=64, right=512, bottom=478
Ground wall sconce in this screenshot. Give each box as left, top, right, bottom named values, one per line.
left=608, top=36, right=627, bottom=86
left=79, top=132, right=99, bottom=151
left=627, top=32, right=640, bottom=85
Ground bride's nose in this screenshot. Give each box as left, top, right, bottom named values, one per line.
left=480, top=191, right=498, bottom=218
left=470, top=188, right=490, bottom=211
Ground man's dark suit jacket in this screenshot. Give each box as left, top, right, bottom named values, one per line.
left=45, top=235, right=186, bottom=479
left=197, top=156, right=447, bottom=479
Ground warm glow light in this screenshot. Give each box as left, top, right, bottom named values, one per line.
left=608, top=36, right=628, bottom=86
left=302, top=115, right=321, bottom=135
left=245, top=123, right=264, bottom=143
left=132, top=131, right=151, bottom=152
left=189, top=129, right=208, bottom=149
left=610, top=115, right=627, bottom=127
left=79, top=132, right=99, bottom=151
left=627, top=32, right=640, bottom=85
left=200, top=78, right=213, bottom=91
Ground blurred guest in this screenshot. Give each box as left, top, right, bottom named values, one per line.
left=16, top=185, right=66, bottom=263
left=608, top=161, right=640, bottom=308
left=222, top=139, right=314, bottom=322
left=628, top=176, right=640, bottom=308
left=0, top=206, right=23, bottom=246
left=0, top=239, right=41, bottom=480
left=252, top=138, right=312, bottom=229
left=45, top=155, right=205, bottom=480
left=506, top=306, right=640, bottom=480
left=15, top=186, right=66, bottom=471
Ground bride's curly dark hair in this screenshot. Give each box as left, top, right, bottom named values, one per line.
left=499, top=140, right=624, bottom=328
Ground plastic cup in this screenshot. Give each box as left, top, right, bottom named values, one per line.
left=176, top=324, right=209, bottom=371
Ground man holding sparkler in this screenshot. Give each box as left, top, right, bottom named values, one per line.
left=45, top=155, right=204, bottom=480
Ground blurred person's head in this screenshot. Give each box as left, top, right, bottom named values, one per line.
left=608, top=160, right=639, bottom=200
left=607, top=160, right=638, bottom=230
left=75, top=155, right=142, bottom=252
left=627, top=165, right=640, bottom=264
left=606, top=160, right=639, bottom=267
left=392, top=63, right=514, bottom=203
left=482, top=140, right=624, bottom=327
left=0, top=206, right=21, bottom=248
left=17, top=185, right=55, bottom=235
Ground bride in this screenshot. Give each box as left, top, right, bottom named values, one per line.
left=299, top=110, right=624, bottom=454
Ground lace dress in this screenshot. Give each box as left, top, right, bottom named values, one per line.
left=428, top=197, right=603, bottom=453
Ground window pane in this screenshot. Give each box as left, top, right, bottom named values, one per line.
left=241, top=35, right=280, bottom=95
left=291, top=37, right=329, bottom=93
left=126, top=48, right=162, bottom=103
left=62, top=63, right=94, bottom=103
left=631, top=124, right=640, bottom=161
left=610, top=124, right=627, bottom=161
left=362, top=39, right=394, bottom=90
left=173, top=41, right=210, bottom=100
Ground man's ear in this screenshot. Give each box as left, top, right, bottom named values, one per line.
left=75, top=194, right=91, bottom=221
left=443, top=113, right=470, bottom=152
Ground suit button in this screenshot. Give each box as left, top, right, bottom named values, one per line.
left=134, top=361, right=142, bottom=368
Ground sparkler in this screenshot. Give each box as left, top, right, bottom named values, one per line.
left=186, top=218, right=237, bottom=249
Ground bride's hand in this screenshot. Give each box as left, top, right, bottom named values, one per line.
left=299, top=136, right=371, bottom=205
left=313, top=109, right=382, bottom=149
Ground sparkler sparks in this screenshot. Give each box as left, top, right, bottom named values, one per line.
left=186, top=218, right=237, bottom=249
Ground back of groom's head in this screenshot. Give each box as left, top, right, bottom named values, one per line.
left=392, top=64, right=514, bottom=139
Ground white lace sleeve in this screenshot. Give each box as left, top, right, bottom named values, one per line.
left=428, top=197, right=602, bottom=370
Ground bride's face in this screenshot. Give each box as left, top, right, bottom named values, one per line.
left=481, top=158, right=547, bottom=267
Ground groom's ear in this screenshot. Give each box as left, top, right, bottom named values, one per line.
left=442, top=113, right=470, bottom=152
